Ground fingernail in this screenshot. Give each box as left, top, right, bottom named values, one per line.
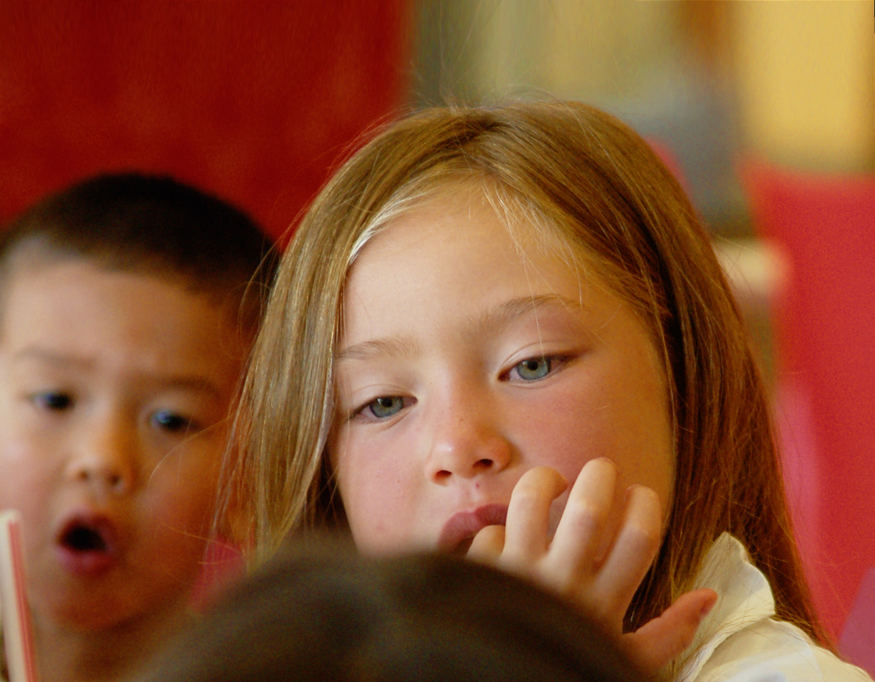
left=625, top=484, right=659, bottom=503
left=591, top=457, right=615, bottom=468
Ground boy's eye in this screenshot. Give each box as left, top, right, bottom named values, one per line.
left=151, top=410, right=194, bottom=433
left=33, top=392, right=73, bottom=411
left=363, top=396, right=405, bottom=420
left=512, top=356, right=553, bottom=381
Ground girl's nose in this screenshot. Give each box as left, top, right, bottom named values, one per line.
left=65, top=414, right=138, bottom=495
left=424, top=393, right=512, bottom=483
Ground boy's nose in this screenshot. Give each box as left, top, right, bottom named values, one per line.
left=66, top=416, right=138, bottom=495
left=424, top=392, right=512, bottom=483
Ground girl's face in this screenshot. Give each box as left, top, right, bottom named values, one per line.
left=330, top=191, right=674, bottom=555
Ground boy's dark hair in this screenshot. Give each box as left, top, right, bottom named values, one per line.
left=1, top=172, right=275, bottom=330
left=137, top=544, right=647, bottom=682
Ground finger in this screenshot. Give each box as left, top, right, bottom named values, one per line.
left=591, top=485, right=662, bottom=622
left=542, top=458, right=618, bottom=589
left=500, top=466, right=567, bottom=571
left=622, top=589, right=717, bottom=673
left=467, top=524, right=506, bottom=564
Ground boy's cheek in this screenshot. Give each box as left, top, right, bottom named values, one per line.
left=147, top=451, right=222, bottom=528
left=0, top=439, right=45, bottom=501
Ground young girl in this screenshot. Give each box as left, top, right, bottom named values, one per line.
left=227, top=102, right=870, bottom=681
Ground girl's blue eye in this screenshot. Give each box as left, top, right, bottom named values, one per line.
left=152, top=410, right=194, bottom=433
left=514, top=356, right=552, bottom=381
left=34, top=392, right=73, bottom=411
left=365, top=396, right=405, bottom=419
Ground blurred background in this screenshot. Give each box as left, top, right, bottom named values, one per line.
left=1, top=0, right=873, bottom=670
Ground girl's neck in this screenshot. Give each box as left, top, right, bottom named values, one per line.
left=32, top=604, right=193, bottom=682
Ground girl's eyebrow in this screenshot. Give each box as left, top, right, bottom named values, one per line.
left=337, top=294, right=582, bottom=362
left=463, top=294, right=582, bottom=343
left=336, top=337, right=419, bottom=362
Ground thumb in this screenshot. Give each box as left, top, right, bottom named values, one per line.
left=621, top=588, right=717, bottom=673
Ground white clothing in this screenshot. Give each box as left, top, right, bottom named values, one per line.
left=678, top=534, right=871, bottom=682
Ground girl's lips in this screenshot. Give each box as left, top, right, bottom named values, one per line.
left=53, top=514, right=119, bottom=576
left=437, top=504, right=508, bottom=554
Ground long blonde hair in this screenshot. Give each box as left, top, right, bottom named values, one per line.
left=227, top=101, right=826, bottom=644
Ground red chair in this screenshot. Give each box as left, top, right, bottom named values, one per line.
left=742, top=161, right=875, bottom=666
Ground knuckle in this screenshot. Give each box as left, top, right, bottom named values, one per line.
left=624, top=519, right=661, bottom=554
left=510, top=482, right=546, bottom=514
left=564, top=497, right=609, bottom=534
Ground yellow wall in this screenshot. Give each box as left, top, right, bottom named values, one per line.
left=730, top=1, right=874, bottom=171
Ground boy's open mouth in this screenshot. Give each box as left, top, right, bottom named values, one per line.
left=61, top=523, right=109, bottom=552
left=55, top=515, right=119, bottom=575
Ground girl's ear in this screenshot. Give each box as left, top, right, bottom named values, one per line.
left=223, top=499, right=251, bottom=551
left=210, top=440, right=251, bottom=552
left=218, top=470, right=253, bottom=552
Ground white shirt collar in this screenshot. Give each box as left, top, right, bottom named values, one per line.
left=678, top=533, right=776, bottom=682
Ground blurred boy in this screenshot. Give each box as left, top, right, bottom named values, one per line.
left=0, top=174, right=273, bottom=682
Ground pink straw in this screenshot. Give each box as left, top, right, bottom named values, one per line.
left=0, top=511, right=39, bottom=682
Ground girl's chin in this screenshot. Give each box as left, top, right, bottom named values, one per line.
left=353, top=533, right=434, bottom=557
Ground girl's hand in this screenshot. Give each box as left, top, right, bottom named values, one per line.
left=467, top=460, right=716, bottom=673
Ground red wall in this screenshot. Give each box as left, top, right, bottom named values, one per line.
left=744, top=162, right=875, bottom=645
left=0, top=0, right=411, bottom=240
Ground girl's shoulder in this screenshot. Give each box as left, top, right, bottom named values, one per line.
left=690, top=617, right=871, bottom=682
left=678, top=534, right=872, bottom=682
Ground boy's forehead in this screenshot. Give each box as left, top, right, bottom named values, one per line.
left=11, top=245, right=242, bottom=312
left=6, top=239, right=245, bottom=305
left=0, top=258, right=249, bottom=379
